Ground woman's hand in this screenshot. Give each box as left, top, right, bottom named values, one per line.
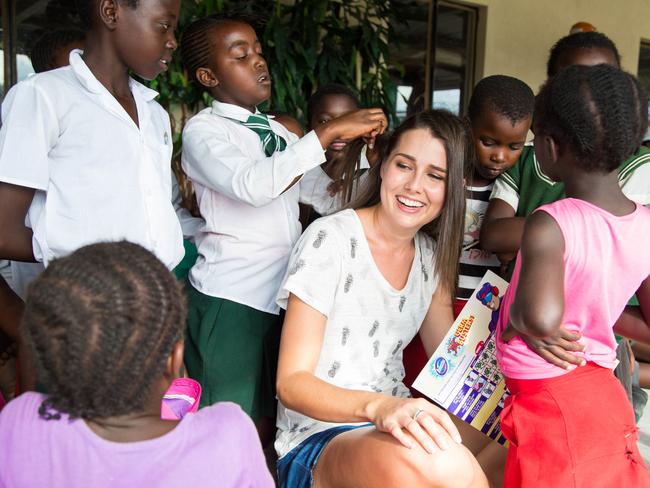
left=366, top=396, right=462, bottom=453
left=501, top=323, right=586, bottom=369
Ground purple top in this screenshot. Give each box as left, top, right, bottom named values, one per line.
left=0, top=392, right=274, bottom=488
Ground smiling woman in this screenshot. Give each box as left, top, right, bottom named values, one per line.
left=349, top=110, right=467, bottom=298
left=273, top=110, right=488, bottom=488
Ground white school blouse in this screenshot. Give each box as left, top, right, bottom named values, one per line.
left=0, top=50, right=183, bottom=269
left=299, top=149, right=371, bottom=216
left=181, top=101, right=327, bottom=314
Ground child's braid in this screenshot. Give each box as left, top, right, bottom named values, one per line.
left=535, top=64, right=648, bottom=172
left=181, top=13, right=254, bottom=89
left=22, top=241, right=186, bottom=420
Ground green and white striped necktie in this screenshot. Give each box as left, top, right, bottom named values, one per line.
left=240, top=113, right=287, bottom=157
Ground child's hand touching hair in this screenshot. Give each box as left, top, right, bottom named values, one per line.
left=364, top=132, right=389, bottom=167
left=502, top=323, right=586, bottom=369
left=315, top=108, right=387, bottom=151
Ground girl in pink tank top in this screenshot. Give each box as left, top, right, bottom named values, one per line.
left=497, top=64, right=650, bottom=487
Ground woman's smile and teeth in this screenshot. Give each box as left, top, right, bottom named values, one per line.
left=396, top=195, right=426, bottom=213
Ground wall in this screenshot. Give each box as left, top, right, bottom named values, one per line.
left=461, top=0, right=650, bottom=91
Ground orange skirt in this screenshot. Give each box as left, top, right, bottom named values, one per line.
left=501, top=363, right=650, bottom=487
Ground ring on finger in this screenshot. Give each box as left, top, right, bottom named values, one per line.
left=412, top=408, right=424, bottom=421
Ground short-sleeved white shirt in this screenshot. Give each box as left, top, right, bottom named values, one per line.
left=181, top=101, right=327, bottom=314
left=0, top=50, right=183, bottom=268
left=274, top=209, right=438, bottom=458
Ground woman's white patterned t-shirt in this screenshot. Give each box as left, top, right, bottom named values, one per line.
left=275, top=209, right=438, bottom=458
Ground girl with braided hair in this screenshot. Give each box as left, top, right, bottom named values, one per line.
left=496, top=64, right=650, bottom=486
left=0, top=242, right=274, bottom=487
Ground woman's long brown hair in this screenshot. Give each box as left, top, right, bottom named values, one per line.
left=347, top=109, right=469, bottom=299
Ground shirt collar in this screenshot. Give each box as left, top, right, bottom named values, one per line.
left=68, top=49, right=159, bottom=102
left=360, top=146, right=371, bottom=169
left=210, top=100, right=262, bottom=121
left=129, top=78, right=159, bottom=102
left=530, top=139, right=556, bottom=185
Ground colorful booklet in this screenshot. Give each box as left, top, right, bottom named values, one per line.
left=413, top=270, right=510, bottom=445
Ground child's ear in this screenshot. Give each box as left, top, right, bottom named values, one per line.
left=546, top=135, right=560, bottom=164
left=99, top=0, right=119, bottom=29
left=165, top=340, right=185, bottom=379
left=537, top=134, right=555, bottom=164
left=196, top=67, right=219, bottom=89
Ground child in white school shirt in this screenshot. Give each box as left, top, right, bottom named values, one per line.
left=178, top=14, right=387, bottom=445
left=0, top=0, right=184, bottom=358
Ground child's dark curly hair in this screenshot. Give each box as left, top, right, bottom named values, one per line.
left=180, top=13, right=255, bottom=89
left=22, top=241, right=186, bottom=420
left=546, top=31, right=620, bottom=78
left=534, top=64, right=648, bottom=173
left=30, top=29, right=85, bottom=73
left=467, top=75, right=534, bottom=126
left=74, top=0, right=140, bottom=30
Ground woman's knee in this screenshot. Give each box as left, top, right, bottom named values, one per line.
left=395, top=441, right=488, bottom=488
left=315, top=428, right=487, bottom=488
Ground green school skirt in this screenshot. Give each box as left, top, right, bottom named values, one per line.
left=172, top=240, right=199, bottom=282
left=184, top=285, right=281, bottom=422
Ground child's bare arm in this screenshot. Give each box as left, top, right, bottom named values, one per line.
left=0, top=329, right=13, bottom=357
left=418, top=286, right=454, bottom=358
left=0, top=277, right=23, bottom=340
left=480, top=198, right=525, bottom=254
left=277, top=293, right=461, bottom=452
left=0, top=182, right=36, bottom=340
left=0, top=182, right=36, bottom=261
left=183, top=110, right=386, bottom=208
left=509, top=211, right=565, bottom=337
left=500, top=211, right=585, bottom=369
left=314, top=109, right=387, bottom=150
left=614, top=277, right=650, bottom=343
